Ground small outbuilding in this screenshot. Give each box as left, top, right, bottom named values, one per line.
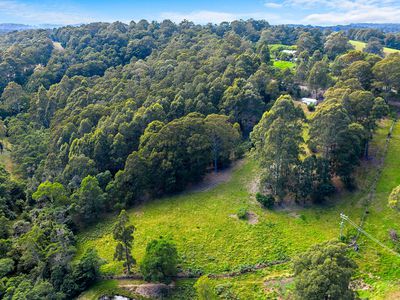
left=282, top=49, right=297, bottom=55
left=301, top=98, right=318, bottom=106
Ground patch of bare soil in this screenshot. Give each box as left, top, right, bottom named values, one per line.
left=188, top=159, right=244, bottom=193
left=247, top=211, right=259, bottom=224
left=288, top=212, right=301, bottom=219
left=52, top=41, right=65, bottom=51
left=385, top=290, right=400, bottom=300
left=248, top=174, right=261, bottom=196
left=349, top=279, right=373, bottom=291
left=121, top=283, right=172, bottom=299
left=229, top=214, right=238, bottom=220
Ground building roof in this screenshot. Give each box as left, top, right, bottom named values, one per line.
left=301, top=98, right=318, bottom=105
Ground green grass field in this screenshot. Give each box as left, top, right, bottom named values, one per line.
left=273, top=60, right=295, bottom=70
left=77, top=119, right=400, bottom=299
left=350, top=40, right=400, bottom=56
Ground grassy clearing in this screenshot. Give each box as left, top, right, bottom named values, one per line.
left=77, top=119, right=400, bottom=298
left=349, top=121, right=400, bottom=299
left=0, top=139, right=17, bottom=179
left=269, top=44, right=297, bottom=53
left=273, top=60, right=295, bottom=70
left=350, top=40, right=400, bottom=56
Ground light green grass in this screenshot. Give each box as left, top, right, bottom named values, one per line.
left=273, top=60, right=295, bottom=70
left=77, top=120, right=400, bottom=298
left=350, top=121, right=400, bottom=299
left=350, top=40, right=400, bottom=56
left=0, top=139, right=18, bottom=180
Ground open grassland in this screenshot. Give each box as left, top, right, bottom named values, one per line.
left=350, top=40, right=400, bottom=56
left=77, top=119, right=400, bottom=299
left=353, top=120, right=400, bottom=299
left=273, top=60, right=295, bottom=70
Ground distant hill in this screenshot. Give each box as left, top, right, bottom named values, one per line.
left=0, top=23, right=62, bottom=34
left=290, top=23, right=400, bottom=33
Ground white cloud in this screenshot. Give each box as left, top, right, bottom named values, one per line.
left=0, top=0, right=95, bottom=24
left=160, top=11, right=238, bottom=24
left=264, top=2, right=283, bottom=9
left=285, top=0, right=400, bottom=25
left=160, top=10, right=296, bottom=24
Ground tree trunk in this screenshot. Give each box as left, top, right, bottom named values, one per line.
left=125, top=245, right=130, bottom=273
left=364, top=140, right=369, bottom=160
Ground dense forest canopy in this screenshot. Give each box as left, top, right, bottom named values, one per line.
left=0, top=18, right=399, bottom=299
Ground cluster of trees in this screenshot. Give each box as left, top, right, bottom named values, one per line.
left=0, top=30, right=53, bottom=93
left=0, top=19, right=290, bottom=297
left=252, top=32, right=392, bottom=204
left=251, top=95, right=336, bottom=203
left=0, top=177, right=103, bottom=299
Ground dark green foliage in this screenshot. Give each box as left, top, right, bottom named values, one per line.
left=307, top=103, right=315, bottom=111
left=140, top=238, right=178, bottom=283
left=113, top=210, right=136, bottom=273
left=73, top=175, right=105, bottom=225
left=0, top=167, right=25, bottom=219
left=251, top=95, right=305, bottom=200
left=324, top=32, right=353, bottom=59
left=68, top=249, right=102, bottom=294
left=0, top=258, right=14, bottom=277
left=364, top=38, right=384, bottom=57
left=293, top=241, right=357, bottom=300
left=236, top=207, right=248, bottom=220
left=256, top=193, right=275, bottom=209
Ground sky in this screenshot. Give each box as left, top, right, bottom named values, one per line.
left=0, top=0, right=400, bottom=26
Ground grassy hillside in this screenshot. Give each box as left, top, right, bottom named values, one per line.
left=77, top=119, right=400, bottom=299
left=350, top=40, right=400, bottom=55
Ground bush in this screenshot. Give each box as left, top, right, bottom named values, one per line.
left=140, top=238, right=178, bottom=283
left=307, top=103, right=316, bottom=111
left=312, top=183, right=335, bottom=203
left=236, top=207, right=248, bottom=220
left=256, top=193, right=275, bottom=209
left=0, top=258, right=14, bottom=277
left=388, top=185, right=400, bottom=211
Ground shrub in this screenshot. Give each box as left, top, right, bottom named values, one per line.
left=312, top=183, right=335, bottom=203
left=256, top=193, right=275, bottom=209
left=388, top=185, right=400, bottom=211
left=307, top=103, right=316, bottom=111
left=237, top=207, right=248, bottom=220
left=0, top=258, right=14, bottom=277
left=140, top=238, right=178, bottom=283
